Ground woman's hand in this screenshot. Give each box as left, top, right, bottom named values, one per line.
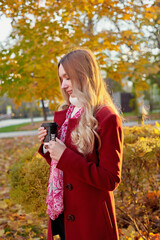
left=38, top=127, right=47, bottom=144
left=48, top=138, right=66, bottom=162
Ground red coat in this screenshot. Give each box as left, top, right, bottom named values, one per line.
left=39, top=106, right=123, bottom=240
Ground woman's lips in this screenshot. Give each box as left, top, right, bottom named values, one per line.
left=67, top=90, right=72, bottom=95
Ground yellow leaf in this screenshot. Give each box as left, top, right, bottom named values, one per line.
left=0, top=200, right=7, bottom=209
left=140, top=137, right=145, bottom=141
left=154, top=129, right=159, bottom=134
left=27, top=219, right=33, bottom=224
left=123, top=13, right=132, bottom=20
left=0, top=229, right=4, bottom=237
left=9, top=216, right=14, bottom=221
left=155, top=121, right=160, bottom=128
left=138, top=152, right=145, bottom=157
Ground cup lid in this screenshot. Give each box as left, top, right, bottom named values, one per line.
left=41, top=122, right=58, bottom=127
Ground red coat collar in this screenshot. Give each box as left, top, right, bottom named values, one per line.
left=54, top=108, right=81, bottom=131
left=54, top=109, right=68, bottom=129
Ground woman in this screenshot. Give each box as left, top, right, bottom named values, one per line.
left=38, top=48, right=123, bottom=240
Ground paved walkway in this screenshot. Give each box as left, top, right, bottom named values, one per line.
left=0, top=119, right=159, bottom=138
left=0, top=130, right=38, bottom=138
left=123, top=119, right=160, bottom=126
left=0, top=116, right=54, bottom=128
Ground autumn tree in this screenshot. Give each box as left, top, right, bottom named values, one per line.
left=0, top=1, right=71, bottom=120
left=144, top=0, right=160, bottom=111
left=117, top=0, right=160, bottom=111
left=0, top=0, right=159, bottom=119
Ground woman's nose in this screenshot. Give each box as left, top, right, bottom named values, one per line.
left=61, top=79, right=67, bottom=89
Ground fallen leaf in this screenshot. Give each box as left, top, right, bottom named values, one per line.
left=0, top=229, right=4, bottom=237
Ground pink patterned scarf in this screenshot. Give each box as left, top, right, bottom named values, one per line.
left=46, top=104, right=83, bottom=220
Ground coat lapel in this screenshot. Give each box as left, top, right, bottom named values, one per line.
left=54, top=108, right=80, bottom=132
left=54, top=109, right=68, bottom=129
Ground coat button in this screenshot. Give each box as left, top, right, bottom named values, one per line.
left=67, top=214, right=75, bottom=221
left=65, top=183, right=73, bottom=191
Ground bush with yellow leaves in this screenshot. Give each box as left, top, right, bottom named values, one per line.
left=9, top=123, right=160, bottom=239
left=9, top=144, right=49, bottom=215
left=116, top=122, right=160, bottom=239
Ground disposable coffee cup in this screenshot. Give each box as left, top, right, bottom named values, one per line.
left=41, top=122, right=58, bottom=146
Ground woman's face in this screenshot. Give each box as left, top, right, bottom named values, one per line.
left=59, top=64, right=74, bottom=97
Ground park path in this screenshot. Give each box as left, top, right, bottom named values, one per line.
left=0, top=119, right=159, bottom=139
left=0, top=116, right=54, bottom=128
left=0, top=130, right=38, bottom=138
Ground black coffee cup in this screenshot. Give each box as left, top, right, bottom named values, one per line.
left=41, top=122, right=58, bottom=145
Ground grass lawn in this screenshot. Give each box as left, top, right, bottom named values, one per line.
left=0, top=121, right=43, bottom=132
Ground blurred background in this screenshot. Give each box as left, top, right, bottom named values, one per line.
left=0, top=0, right=160, bottom=124
left=0, top=1, right=160, bottom=240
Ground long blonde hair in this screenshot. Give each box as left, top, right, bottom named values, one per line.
left=58, top=48, right=120, bottom=155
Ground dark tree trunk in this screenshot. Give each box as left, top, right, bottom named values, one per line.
left=41, top=99, right=47, bottom=121
left=30, top=101, right=34, bottom=125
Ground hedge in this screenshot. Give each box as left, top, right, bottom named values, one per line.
left=9, top=123, right=160, bottom=238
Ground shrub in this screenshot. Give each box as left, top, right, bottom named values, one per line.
left=9, top=123, right=160, bottom=239
left=124, top=122, right=160, bottom=144
left=115, top=123, right=160, bottom=239
left=9, top=144, right=49, bottom=215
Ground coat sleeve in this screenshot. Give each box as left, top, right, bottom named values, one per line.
left=56, top=114, right=123, bottom=191
left=38, top=144, right=51, bottom=165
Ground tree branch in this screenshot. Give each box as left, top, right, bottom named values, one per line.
left=117, top=207, right=147, bottom=240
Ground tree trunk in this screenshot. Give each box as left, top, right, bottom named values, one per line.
left=30, top=101, right=34, bottom=125
left=41, top=99, right=47, bottom=121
